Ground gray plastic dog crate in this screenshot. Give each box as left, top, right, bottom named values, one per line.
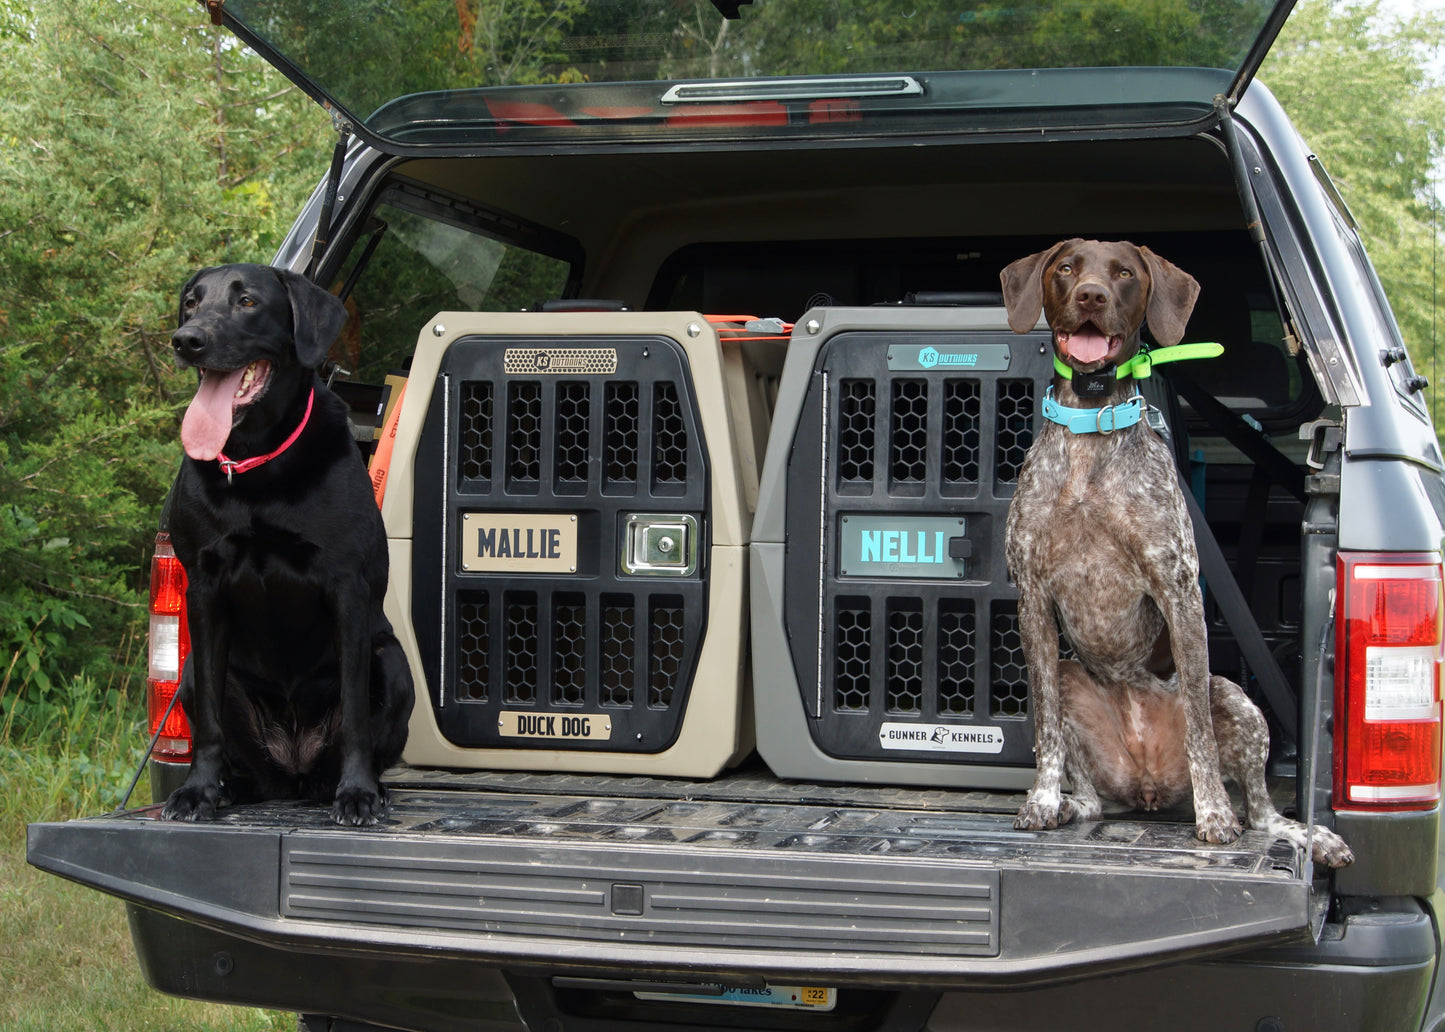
left=751, top=306, right=1053, bottom=790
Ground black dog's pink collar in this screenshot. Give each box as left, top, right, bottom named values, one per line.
left=217, top=387, right=314, bottom=483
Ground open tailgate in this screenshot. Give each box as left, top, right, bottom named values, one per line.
left=28, top=766, right=1317, bottom=987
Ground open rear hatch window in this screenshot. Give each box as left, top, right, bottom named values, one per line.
left=214, top=0, right=1296, bottom=151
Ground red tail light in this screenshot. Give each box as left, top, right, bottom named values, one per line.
left=148, top=533, right=193, bottom=762
left=1335, top=553, right=1443, bottom=810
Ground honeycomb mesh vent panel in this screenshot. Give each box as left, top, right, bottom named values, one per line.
left=994, top=379, right=1036, bottom=488
left=460, top=381, right=493, bottom=484
left=456, top=595, right=490, bottom=703
left=942, top=379, right=981, bottom=487
left=507, top=381, right=542, bottom=488
left=649, top=597, right=687, bottom=710
left=937, top=600, right=978, bottom=717
left=504, top=594, right=540, bottom=705
left=602, top=599, right=637, bottom=708
left=833, top=599, right=873, bottom=713
left=886, top=599, right=925, bottom=715
left=837, top=380, right=877, bottom=488
left=652, top=382, right=688, bottom=490
left=554, top=382, right=590, bottom=485
left=890, top=379, right=928, bottom=490
left=552, top=595, right=587, bottom=706
left=605, top=382, right=640, bottom=486
left=989, top=602, right=1030, bottom=719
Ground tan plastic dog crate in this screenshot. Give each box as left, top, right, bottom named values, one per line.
left=380, top=312, right=771, bottom=778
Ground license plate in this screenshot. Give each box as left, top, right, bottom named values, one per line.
left=460, top=512, right=576, bottom=573
left=635, top=984, right=835, bottom=1011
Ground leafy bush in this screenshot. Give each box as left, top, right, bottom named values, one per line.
left=0, top=0, right=328, bottom=710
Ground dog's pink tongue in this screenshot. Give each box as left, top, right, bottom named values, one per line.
left=181, top=367, right=247, bottom=461
left=1066, top=327, right=1111, bottom=364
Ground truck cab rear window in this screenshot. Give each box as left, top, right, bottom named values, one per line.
left=328, top=188, right=573, bottom=383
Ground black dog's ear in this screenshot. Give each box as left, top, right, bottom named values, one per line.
left=275, top=268, right=348, bottom=369
left=1000, top=240, right=1071, bottom=334
left=1138, top=246, right=1201, bottom=347
left=176, top=267, right=210, bottom=328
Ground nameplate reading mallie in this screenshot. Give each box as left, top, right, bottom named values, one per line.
left=500, top=712, right=612, bottom=742
left=460, top=512, right=577, bottom=573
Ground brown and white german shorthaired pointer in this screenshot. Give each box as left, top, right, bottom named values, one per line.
left=1000, top=238, right=1352, bottom=867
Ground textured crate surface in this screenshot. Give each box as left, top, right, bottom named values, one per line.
left=780, top=327, right=1055, bottom=765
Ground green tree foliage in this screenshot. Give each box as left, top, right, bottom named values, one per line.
left=2, top=0, right=1443, bottom=732
left=232, top=0, right=593, bottom=125
left=0, top=0, right=327, bottom=722
left=1262, top=0, right=1445, bottom=427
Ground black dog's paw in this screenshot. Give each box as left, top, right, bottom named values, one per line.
left=331, top=783, right=387, bottom=827
left=161, top=782, right=222, bottom=822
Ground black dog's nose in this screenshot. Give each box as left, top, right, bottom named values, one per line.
left=172, top=325, right=208, bottom=361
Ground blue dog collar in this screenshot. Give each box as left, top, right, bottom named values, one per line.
left=1041, top=386, right=1145, bottom=434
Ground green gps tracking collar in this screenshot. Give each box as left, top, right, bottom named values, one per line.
left=1052, top=341, right=1224, bottom=382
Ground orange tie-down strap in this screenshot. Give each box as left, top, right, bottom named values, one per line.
left=706, top=314, right=794, bottom=342
left=369, top=377, right=407, bottom=508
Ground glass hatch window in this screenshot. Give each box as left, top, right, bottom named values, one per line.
left=222, top=0, right=1288, bottom=148
left=328, top=189, right=572, bottom=384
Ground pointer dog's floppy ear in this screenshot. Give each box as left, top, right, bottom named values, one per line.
left=275, top=268, right=348, bottom=369
left=1138, top=245, right=1201, bottom=347
left=1000, top=239, right=1074, bottom=333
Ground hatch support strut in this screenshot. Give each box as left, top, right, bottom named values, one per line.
left=306, top=117, right=353, bottom=281
left=1184, top=95, right=1300, bottom=744
left=1214, top=96, right=1269, bottom=250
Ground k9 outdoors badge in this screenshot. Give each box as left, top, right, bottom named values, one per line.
left=886, top=343, right=1011, bottom=372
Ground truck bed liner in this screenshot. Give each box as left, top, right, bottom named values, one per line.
left=27, top=763, right=1320, bottom=988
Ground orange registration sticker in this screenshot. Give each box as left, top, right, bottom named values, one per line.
left=635, top=984, right=836, bottom=1010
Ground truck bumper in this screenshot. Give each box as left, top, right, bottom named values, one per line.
left=32, top=775, right=1437, bottom=1030
left=147, top=758, right=188, bottom=806
left=126, top=899, right=1436, bottom=1032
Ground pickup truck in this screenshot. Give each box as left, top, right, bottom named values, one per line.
left=28, top=1, right=1445, bottom=1029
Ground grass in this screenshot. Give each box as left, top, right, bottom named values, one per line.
left=0, top=667, right=292, bottom=1032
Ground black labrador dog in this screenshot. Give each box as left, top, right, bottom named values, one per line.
left=161, top=263, right=413, bottom=826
